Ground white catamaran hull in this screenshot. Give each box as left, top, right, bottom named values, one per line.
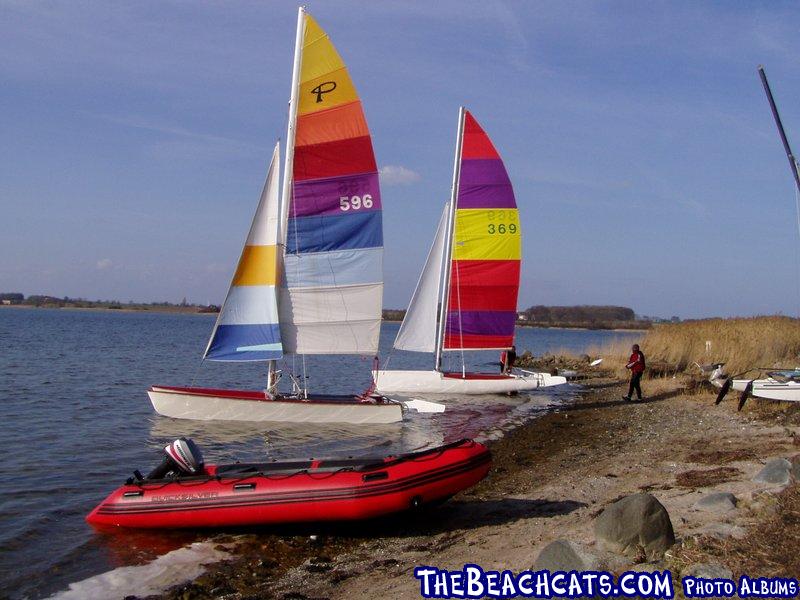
left=709, top=365, right=800, bottom=403
left=148, top=386, right=403, bottom=424
left=372, top=370, right=567, bottom=395
left=726, top=379, right=800, bottom=402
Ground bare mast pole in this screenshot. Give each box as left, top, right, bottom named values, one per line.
left=759, top=65, right=800, bottom=194
left=434, top=106, right=466, bottom=371
left=268, top=6, right=305, bottom=395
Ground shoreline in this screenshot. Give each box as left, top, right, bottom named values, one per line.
left=148, top=378, right=799, bottom=599
left=0, top=304, right=216, bottom=316
left=1, top=307, right=648, bottom=331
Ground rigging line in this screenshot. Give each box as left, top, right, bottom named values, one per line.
left=795, top=184, right=800, bottom=318
left=288, top=173, right=308, bottom=395
left=454, top=258, right=466, bottom=376
left=188, top=359, right=205, bottom=388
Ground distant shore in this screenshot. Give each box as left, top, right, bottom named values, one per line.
left=0, top=304, right=216, bottom=315
left=0, top=306, right=649, bottom=330
left=154, top=377, right=799, bottom=599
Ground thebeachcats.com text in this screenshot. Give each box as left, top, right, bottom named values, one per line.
left=413, top=565, right=800, bottom=599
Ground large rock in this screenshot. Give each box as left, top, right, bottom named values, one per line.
left=533, top=541, right=603, bottom=599
left=693, top=492, right=737, bottom=513
left=790, top=455, right=800, bottom=481
left=700, top=523, right=746, bottom=540
left=683, top=563, right=733, bottom=580
left=533, top=540, right=601, bottom=572
left=594, top=493, right=675, bottom=561
left=753, top=458, right=792, bottom=485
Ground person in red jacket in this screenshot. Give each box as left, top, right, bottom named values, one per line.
left=623, top=344, right=645, bottom=401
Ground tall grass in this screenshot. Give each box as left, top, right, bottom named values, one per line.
left=590, top=316, right=800, bottom=379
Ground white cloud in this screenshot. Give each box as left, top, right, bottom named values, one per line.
left=379, top=165, right=421, bottom=186
left=96, top=258, right=113, bottom=270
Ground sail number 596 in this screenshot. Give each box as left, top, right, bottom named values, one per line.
left=488, top=223, right=517, bottom=234
left=339, top=195, right=373, bottom=211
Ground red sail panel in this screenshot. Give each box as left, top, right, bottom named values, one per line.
left=448, top=260, right=519, bottom=311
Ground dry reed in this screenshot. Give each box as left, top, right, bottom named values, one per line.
left=589, top=316, right=800, bottom=380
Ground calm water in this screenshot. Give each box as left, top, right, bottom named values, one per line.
left=0, top=308, right=639, bottom=599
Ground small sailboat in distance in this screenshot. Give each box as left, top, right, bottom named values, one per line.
left=149, top=8, right=442, bottom=423
left=373, top=107, right=566, bottom=395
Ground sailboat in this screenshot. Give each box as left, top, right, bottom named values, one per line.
left=149, top=8, right=440, bottom=423
left=373, top=108, right=566, bottom=395
left=711, top=66, right=800, bottom=409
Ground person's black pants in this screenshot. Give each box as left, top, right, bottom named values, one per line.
left=628, top=372, right=643, bottom=400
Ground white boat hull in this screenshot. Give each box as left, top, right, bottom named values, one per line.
left=372, top=369, right=567, bottom=395
left=729, top=378, right=800, bottom=402
left=148, top=386, right=403, bottom=424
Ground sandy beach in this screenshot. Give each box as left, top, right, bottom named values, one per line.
left=152, top=377, right=800, bottom=599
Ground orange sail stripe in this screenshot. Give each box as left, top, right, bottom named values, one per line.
left=295, top=101, right=369, bottom=147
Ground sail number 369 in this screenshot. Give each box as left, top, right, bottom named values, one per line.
left=339, top=195, right=373, bottom=211
left=488, top=223, right=517, bottom=234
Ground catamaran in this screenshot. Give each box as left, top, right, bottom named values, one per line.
left=373, top=108, right=566, bottom=395
left=711, top=66, right=800, bottom=409
left=149, top=8, right=441, bottom=423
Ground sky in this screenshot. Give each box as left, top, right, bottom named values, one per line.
left=2, top=1, right=800, bottom=319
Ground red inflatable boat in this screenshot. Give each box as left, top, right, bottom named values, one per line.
left=87, top=438, right=491, bottom=529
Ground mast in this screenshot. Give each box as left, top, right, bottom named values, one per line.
left=434, top=106, right=466, bottom=371
left=759, top=65, right=800, bottom=195
left=269, top=6, right=305, bottom=395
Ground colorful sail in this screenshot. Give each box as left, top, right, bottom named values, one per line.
left=205, top=142, right=283, bottom=361
left=444, top=111, right=520, bottom=350
left=279, top=12, right=383, bottom=355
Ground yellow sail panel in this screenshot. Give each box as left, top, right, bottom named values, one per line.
left=301, top=14, right=346, bottom=83
left=298, top=70, right=359, bottom=116
left=452, top=209, right=521, bottom=261
left=232, top=245, right=278, bottom=286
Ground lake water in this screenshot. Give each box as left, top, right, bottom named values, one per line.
left=0, top=308, right=639, bottom=599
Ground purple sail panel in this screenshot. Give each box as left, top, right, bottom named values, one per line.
left=291, top=172, right=381, bottom=218
left=458, top=181, right=516, bottom=210
left=445, top=310, right=517, bottom=337
left=457, top=159, right=516, bottom=210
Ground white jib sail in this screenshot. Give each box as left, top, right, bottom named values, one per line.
left=394, top=204, right=449, bottom=352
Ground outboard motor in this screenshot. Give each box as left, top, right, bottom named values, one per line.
left=709, top=363, right=728, bottom=385
left=144, top=438, right=205, bottom=480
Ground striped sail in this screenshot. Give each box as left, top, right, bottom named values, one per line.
left=205, top=142, right=283, bottom=361
left=444, top=111, right=521, bottom=350
left=279, top=12, right=383, bottom=355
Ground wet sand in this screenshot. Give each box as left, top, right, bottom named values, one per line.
left=152, top=378, right=799, bottom=599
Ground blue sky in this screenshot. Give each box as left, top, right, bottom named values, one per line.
left=2, top=1, right=800, bottom=318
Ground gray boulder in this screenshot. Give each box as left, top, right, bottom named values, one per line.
left=693, top=492, right=737, bottom=513
left=753, top=458, right=792, bottom=485
left=533, top=540, right=603, bottom=599
left=594, top=493, right=675, bottom=561
left=791, top=455, right=800, bottom=481
left=700, top=523, right=746, bottom=540
left=683, top=563, right=733, bottom=580
left=533, top=540, right=601, bottom=572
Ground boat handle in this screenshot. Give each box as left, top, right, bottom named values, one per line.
left=123, top=491, right=144, bottom=498
left=362, top=471, right=388, bottom=482
left=234, top=483, right=256, bottom=492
